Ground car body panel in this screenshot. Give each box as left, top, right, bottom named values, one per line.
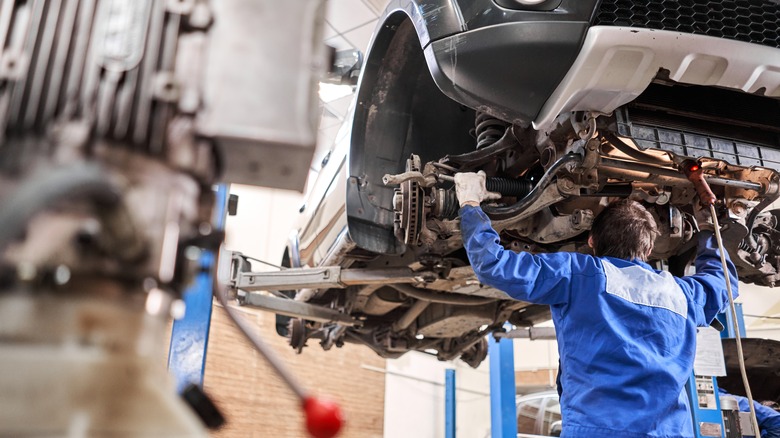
left=380, top=0, right=465, bottom=48
left=425, top=20, right=589, bottom=125
left=534, top=26, right=780, bottom=130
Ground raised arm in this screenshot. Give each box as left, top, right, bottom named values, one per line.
left=460, top=205, right=580, bottom=305
left=677, top=231, right=739, bottom=327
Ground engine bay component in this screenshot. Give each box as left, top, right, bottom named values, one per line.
left=198, top=0, right=327, bottom=190
left=0, top=0, right=328, bottom=434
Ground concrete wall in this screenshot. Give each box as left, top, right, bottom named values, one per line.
left=383, top=352, right=491, bottom=438
left=736, top=283, right=780, bottom=339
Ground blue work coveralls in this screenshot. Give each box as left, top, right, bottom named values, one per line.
left=460, top=205, right=739, bottom=438
left=718, top=388, right=780, bottom=438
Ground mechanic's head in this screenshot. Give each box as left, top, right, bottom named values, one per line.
left=589, top=199, right=659, bottom=261
left=761, top=400, right=780, bottom=412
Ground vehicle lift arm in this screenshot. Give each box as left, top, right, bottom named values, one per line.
left=226, top=250, right=439, bottom=326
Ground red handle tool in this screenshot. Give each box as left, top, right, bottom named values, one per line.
left=681, top=160, right=716, bottom=207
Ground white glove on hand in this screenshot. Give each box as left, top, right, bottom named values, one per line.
left=454, top=171, right=501, bottom=207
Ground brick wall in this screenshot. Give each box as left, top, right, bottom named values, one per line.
left=515, top=368, right=558, bottom=394
left=202, top=305, right=386, bottom=437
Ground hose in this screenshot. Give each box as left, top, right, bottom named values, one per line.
left=483, top=153, right=582, bottom=220
left=711, top=205, right=761, bottom=436
left=0, top=163, right=120, bottom=249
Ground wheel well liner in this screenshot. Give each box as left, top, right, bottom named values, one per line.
left=346, top=12, right=475, bottom=255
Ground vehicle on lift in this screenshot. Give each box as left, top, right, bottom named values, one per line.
left=266, top=0, right=780, bottom=366
left=515, top=390, right=562, bottom=438
left=481, top=390, right=561, bottom=438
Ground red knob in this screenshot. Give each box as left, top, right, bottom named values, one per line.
left=682, top=160, right=716, bottom=207
left=303, top=396, right=344, bottom=438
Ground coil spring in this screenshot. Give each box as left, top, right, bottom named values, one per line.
left=738, top=240, right=755, bottom=253
left=474, top=111, right=510, bottom=149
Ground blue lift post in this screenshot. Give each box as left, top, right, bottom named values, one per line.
left=716, top=302, right=746, bottom=339
left=490, top=324, right=518, bottom=438
left=168, top=185, right=230, bottom=392
left=445, top=368, right=456, bottom=438
left=686, top=305, right=746, bottom=438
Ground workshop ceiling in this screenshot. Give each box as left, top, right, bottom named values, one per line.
left=324, top=0, right=386, bottom=54
left=310, top=0, right=388, bottom=191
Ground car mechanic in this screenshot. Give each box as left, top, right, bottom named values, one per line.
left=455, top=171, right=739, bottom=438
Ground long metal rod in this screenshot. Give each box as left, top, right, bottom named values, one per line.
left=214, top=278, right=309, bottom=400
left=600, top=157, right=764, bottom=192
left=392, top=300, right=430, bottom=331
left=388, top=283, right=497, bottom=305
left=234, top=265, right=420, bottom=291
left=240, top=292, right=358, bottom=325
left=493, top=327, right=557, bottom=340
left=711, top=205, right=761, bottom=435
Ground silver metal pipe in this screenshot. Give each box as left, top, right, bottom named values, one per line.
left=392, top=300, right=430, bottom=331
left=599, top=157, right=764, bottom=192
left=389, top=283, right=496, bottom=306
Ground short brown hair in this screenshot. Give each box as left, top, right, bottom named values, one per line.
left=590, top=200, right=659, bottom=261
left=761, top=400, right=780, bottom=412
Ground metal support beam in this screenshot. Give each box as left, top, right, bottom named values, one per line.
left=168, top=185, right=229, bottom=392
left=490, top=324, right=517, bottom=438
left=445, top=369, right=456, bottom=438
left=493, top=326, right=556, bottom=340
left=232, top=262, right=421, bottom=291
left=239, top=291, right=358, bottom=325
left=685, top=375, right=725, bottom=438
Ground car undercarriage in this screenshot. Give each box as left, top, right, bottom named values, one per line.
left=236, top=83, right=780, bottom=367
left=226, top=2, right=780, bottom=367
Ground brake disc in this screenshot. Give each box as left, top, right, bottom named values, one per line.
left=392, top=155, right=424, bottom=246
left=288, top=318, right=307, bottom=353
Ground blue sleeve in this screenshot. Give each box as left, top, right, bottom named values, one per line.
left=760, top=404, right=780, bottom=438
left=762, top=408, right=780, bottom=438
left=727, top=391, right=780, bottom=438
left=677, top=231, right=739, bottom=327
left=459, top=205, right=587, bottom=305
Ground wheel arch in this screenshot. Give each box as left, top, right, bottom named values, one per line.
left=346, top=6, right=476, bottom=255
